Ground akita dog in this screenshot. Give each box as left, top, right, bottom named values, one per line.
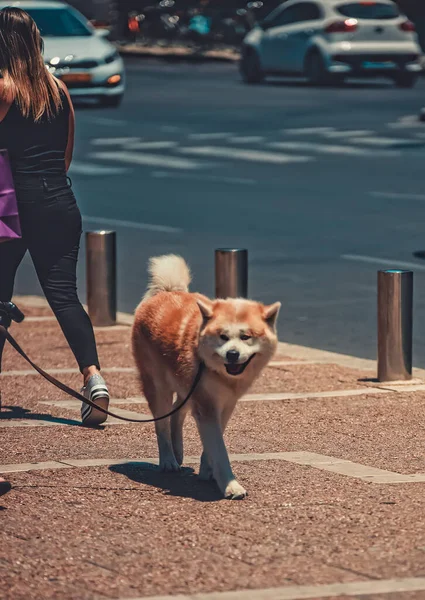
left=132, top=255, right=280, bottom=499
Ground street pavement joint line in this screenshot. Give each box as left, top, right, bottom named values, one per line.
left=281, top=127, right=335, bottom=135
left=82, top=215, right=182, bottom=234
left=3, top=452, right=425, bottom=483
left=178, top=146, right=312, bottom=164
left=119, top=576, right=425, bottom=600
left=350, top=136, right=425, bottom=148
left=342, top=254, right=425, bottom=272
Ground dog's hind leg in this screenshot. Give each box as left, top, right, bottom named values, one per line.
left=143, top=378, right=180, bottom=472
left=171, top=397, right=189, bottom=466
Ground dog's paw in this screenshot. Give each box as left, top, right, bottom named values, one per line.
left=160, top=457, right=181, bottom=473
left=224, top=480, right=248, bottom=500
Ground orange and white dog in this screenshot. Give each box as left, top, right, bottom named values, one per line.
left=132, top=255, right=280, bottom=499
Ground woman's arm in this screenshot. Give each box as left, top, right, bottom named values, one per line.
left=57, top=79, right=75, bottom=172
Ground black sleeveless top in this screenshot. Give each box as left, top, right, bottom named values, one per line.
left=0, top=89, right=70, bottom=176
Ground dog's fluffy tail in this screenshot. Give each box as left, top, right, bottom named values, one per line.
left=143, top=255, right=191, bottom=300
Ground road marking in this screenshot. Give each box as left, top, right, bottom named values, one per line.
left=2, top=451, right=425, bottom=484
left=322, top=129, right=373, bottom=138
left=342, top=254, right=425, bottom=272
left=124, top=141, right=178, bottom=150
left=91, top=137, right=141, bottom=146
left=370, top=191, right=425, bottom=201
left=350, top=136, right=424, bottom=148
left=269, top=141, right=397, bottom=157
left=387, top=115, right=418, bottom=129
left=227, top=136, right=265, bottom=144
left=179, top=146, right=311, bottom=164
left=281, top=127, right=335, bottom=135
left=91, top=151, right=203, bottom=170
left=82, top=215, right=182, bottom=234
left=122, top=577, right=425, bottom=600
left=151, top=171, right=257, bottom=185
left=69, top=161, right=129, bottom=176
left=82, top=117, right=129, bottom=127
left=188, top=132, right=234, bottom=140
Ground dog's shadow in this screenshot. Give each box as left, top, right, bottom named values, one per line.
left=110, top=462, right=223, bottom=502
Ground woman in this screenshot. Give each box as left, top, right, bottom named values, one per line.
left=0, top=7, right=109, bottom=428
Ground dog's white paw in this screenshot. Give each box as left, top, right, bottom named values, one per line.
left=160, top=457, right=181, bottom=473
left=224, top=480, right=248, bottom=500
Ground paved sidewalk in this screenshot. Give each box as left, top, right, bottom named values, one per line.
left=1, top=298, right=425, bottom=600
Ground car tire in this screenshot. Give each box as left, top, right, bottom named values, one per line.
left=304, top=50, right=330, bottom=86
left=100, top=94, right=123, bottom=108
left=240, top=48, right=264, bottom=84
left=393, top=73, right=418, bottom=89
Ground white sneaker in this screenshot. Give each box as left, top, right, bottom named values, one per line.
left=81, top=374, right=110, bottom=426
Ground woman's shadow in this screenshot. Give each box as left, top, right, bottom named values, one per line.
left=110, top=462, right=223, bottom=502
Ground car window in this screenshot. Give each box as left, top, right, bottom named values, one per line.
left=336, top=2, right=399, bottom=20
left=266, top=2, right=322, bottom=28
left=24, top=8, right=92, bottom=37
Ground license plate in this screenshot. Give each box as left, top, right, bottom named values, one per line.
left=60, top=73, right=92, bottom=83
left=363, top=61, right=395, bottom=70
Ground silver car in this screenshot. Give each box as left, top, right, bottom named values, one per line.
left=240, top=0, right=422, bottom=87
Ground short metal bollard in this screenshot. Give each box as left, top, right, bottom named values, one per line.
left=215, top=249, right=248, bottom=298
left=377, top=269, right=413, bottom=382
left=86, top=231, right=117, bottom=327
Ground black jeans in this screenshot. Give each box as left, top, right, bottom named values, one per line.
left=0, top=173, right=100, bottom=373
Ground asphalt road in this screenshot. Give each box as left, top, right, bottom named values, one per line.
left=14, top=58, right=425, bottom=365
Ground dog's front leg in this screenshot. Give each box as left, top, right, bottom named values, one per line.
left=195, top=413, right=247, bottom=500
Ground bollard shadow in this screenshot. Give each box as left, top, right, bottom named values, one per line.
left=110, top=462, right=223, bottom=502
left=0, top=405, right=83, bottom=427
left=358, top=377, right=379, bottom=383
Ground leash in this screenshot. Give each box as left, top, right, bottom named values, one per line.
left=0, top=303, right=204, bottom=424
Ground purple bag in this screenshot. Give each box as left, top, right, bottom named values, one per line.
left=0, top=149, right=21, bottom=243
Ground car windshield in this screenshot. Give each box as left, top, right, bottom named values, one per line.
left=25, top=8, right=92, bottom=37
left=336, top=2, right=399, bottom=20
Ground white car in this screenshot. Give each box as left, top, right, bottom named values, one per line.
left=240, top=0, right=422, bottom=87
left=0, top=0, right=125, bottom=106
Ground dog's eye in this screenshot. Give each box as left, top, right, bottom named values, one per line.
left=220, top=334, right=229, bottom=341
left=240, top=334, right=251, bottom=341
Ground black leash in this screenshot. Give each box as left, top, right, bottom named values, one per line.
left=0, top=303, right=204, bottom=424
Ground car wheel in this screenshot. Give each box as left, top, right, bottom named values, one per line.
left=100, top=94, right=123, bottom=108
left=304, top=51, right=330, bottom=86
left=393, top=73, right=418, bottom=89
left=240, top=48, right=264, bottom=84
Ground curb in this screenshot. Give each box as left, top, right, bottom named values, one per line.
left=14, top=294, right=425, bottom=379
left=117, top=43, right=240, bottom=63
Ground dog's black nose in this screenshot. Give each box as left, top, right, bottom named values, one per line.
left=226, top=350, right=240, bottom=363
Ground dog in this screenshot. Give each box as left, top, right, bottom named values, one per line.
left=132, top=255, right=280, bottom=499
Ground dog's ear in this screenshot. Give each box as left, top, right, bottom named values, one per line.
left=263, top=302, right=281, bottom=330
left=196, top=299, right=213, bottom=321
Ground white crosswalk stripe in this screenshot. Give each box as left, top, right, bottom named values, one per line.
left=91, top=150, right=205, bottom=170
left=178, top=146, right=312, bottom=164
left=269, top=141, right=399, bottom=157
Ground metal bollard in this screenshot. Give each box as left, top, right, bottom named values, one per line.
left=86, top=231, right=117, bottom=327
left=215, top=249, right=248, bottom=298
left=377, top=269, right=413, bottom=382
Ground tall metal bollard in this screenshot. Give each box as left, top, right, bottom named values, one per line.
left=215, top=249, right=248, bottom=298
left=377, top=269, right=413, bottom=382
left=86, top=231, right=117, bottom=327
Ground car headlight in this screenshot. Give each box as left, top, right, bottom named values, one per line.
left=104, top=51, right=119, bottom=65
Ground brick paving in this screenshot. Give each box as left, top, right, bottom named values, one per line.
left=1, top=299, right=425, bottom=600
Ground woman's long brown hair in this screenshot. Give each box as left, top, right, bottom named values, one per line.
left=0, top=7, right=62, bottom=121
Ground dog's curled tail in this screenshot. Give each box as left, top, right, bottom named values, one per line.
left=143, top=255, right=191, bottom=300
